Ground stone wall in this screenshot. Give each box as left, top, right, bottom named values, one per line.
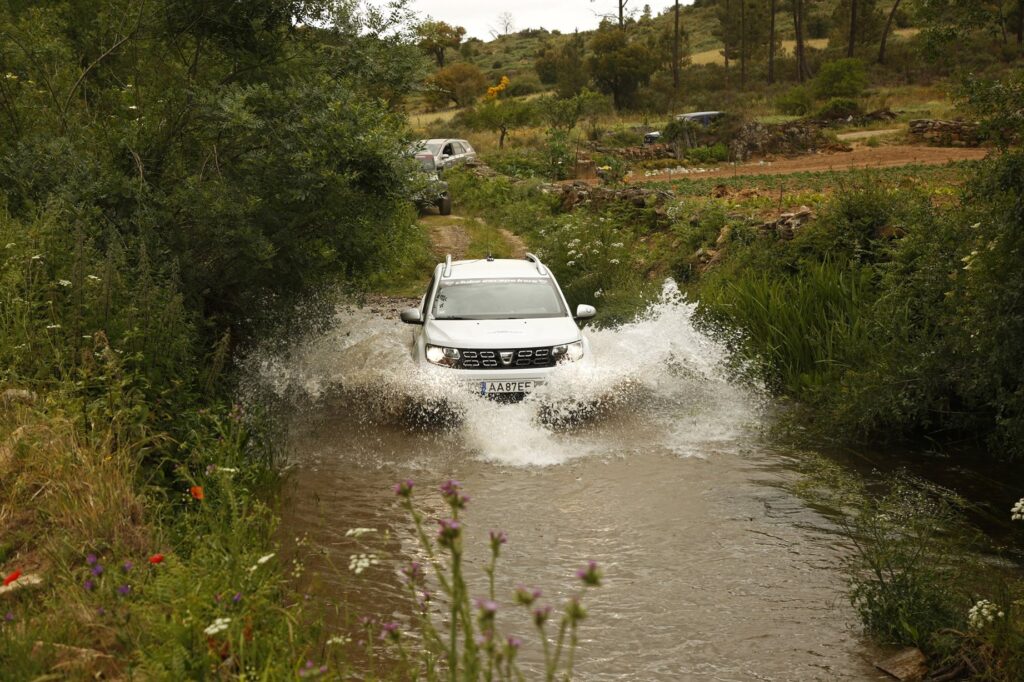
left=908, top=119, right=982, bottom=147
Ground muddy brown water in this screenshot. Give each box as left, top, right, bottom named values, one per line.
left=250, top=285, right=888, bottom=680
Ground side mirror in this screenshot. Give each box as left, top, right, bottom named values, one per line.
left=400, top=308, right=423, bottom=325
left=575, top=304, right=596, bottom=320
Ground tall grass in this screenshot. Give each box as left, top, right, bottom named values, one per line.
left=698, top=260, right=874, bottom=393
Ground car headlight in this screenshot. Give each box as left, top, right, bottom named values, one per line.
left=426, top=344, right=460, bottom=367
left=552, top=340, right=584, bottom=363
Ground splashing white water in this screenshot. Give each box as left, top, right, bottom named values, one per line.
left=243, top=281, right=763, bottom=467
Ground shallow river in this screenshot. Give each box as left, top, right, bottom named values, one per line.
left=248, top=286, right=887, bottom=681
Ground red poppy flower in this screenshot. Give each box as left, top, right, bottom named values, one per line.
left=190, top=485, right=205, bottom=500
left=2, top=570, right=21, bottom=587
left=148, top=554, right=164, bottom=565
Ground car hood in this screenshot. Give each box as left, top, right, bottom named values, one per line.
left=424, top=317, right=581, bottom=349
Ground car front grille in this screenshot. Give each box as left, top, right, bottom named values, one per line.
left=456, top=347, right=556, bottom=370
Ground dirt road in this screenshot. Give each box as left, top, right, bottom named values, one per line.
left=630, top=144, right=988, bottom=184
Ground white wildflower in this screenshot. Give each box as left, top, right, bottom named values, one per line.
left=1011, top=497, right=1024, bottom=521
left=612, top=242, right=624, bottom=248
left=567, top=249, right=577, bottom=257
left=967, top=599, right=1003, bottom=630
left=203, top=617, right=231, bottom=636
left=86, top=274, right=101, bottom=282
left=609, top=259, right=620, bottom=265
left=566, top=260, right=576, bottom=267
left=4, top=242, right=14, bottom=248
left=3, top=73, right=16, bottom=80
left=327, top=635, right=351, bottom=645
left=31, top=254, right=42, bottom=261
left=348, top=553, right=379, bottom=575
left=57, top=279, right=71, bottom=287
left=214, top=466, right=239, bottom=474
left=45, top=324, right=61, bottom=330
left=127, top=105, right=138, bottom=110
left=594, top=289, right=603, bottom=298
left=344, top=528, right=376, bottom=538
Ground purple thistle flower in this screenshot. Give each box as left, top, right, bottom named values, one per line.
left=566, top=596, right=587, bottom=623
left=532, top=605, right=551, bottom=627
left=489, top=530, right=508, bottom=552
left=121, top=560, right=133, bottom=572
left=380, top=621, right=400, bottom=641
left=575, top=560, right=602, bottom=587
left=439, top=480, right=470, bottom=510
left=96, top=607, right=105, bottom=616
left=91, top=564, right=104, bottom=576
left=86, top=553, right=97, bottom=566
left=83, top=579, right=95, bottom=592
left=392, top=479, right=414, bottom=498
left=232, top=592, right=242, bottom=603
left=437, top=518, right=461, bottom=548
left=515, top=585, right=542, bottom=606
left=117, top=584, right=131, bottom=596
left=475, top=598, right=499, bottom=618
left=3, top=611, right=13, bottom=622
left=401, top=561, right=424, bottom=584
left=507, top=635, right=523, bottom=650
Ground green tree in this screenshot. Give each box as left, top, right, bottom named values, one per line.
left=416, top=20, right=466, bottom=67
left=587, top=22, right=657, bottom=109
left=466, top=98, right=537, bottom=148
left=429, top=62, right=487, bottom=107
left=715, top=0, right=772, bottom=88
left=829, top=0, right=885, bottom=55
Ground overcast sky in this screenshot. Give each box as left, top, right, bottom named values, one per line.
left=409, top=1, right=671, bottom=40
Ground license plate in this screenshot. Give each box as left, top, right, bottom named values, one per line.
left=479, top=380, right=536, bottom=395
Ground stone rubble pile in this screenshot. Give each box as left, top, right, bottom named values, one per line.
left=762, top=206, right=815, bottom=240
left=908, top=119, right=982, bottom=147
left=539, top=181, right=673, bottom=213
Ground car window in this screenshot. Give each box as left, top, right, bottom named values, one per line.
left=451, top=142, right=466, bottom=155
left=461, top=141, right=474, bottom=154
left=442, top=143, right=454, bottom=156
left=432, top=278, right=567, bottom=320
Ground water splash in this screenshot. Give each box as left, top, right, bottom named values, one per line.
left=242, top=280, right=763, bottom=467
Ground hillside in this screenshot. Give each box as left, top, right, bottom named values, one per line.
left=443, top=0, right=908, bottom=85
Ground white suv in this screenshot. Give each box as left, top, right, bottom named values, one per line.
left=400, top=254, right=595, bottom=397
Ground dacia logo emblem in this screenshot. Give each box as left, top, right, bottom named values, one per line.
left=500, top=351, right=513, bottom=366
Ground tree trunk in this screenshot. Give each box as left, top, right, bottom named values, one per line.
left=848, top=0, right=858, bottom=57
left=673, top=0, right=681, bottom=102
left=877, top=0, right=902, bottom=64
left=499, top=126, right=507, bottom=149
left=436, top=48, right=445, bottom=68
left=723, top=0, right=731, bottom=76
left=793, top=0, right=807, bottom=82
left=1018, top=0, right=1024, bottom=50
left=740, top=0, right=747, bottom=89
left=619, top=0, right=628, bottom=28
left=768, top=0, right=777, bottom=84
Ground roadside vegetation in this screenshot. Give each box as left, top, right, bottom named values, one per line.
left=0, top=0, right=424, bottom=676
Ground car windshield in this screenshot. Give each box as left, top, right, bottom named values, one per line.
left=431, top=278, right=566, bottom=320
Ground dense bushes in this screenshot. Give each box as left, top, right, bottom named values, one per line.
left=0, top=0, right=427, bottom=676
left=696, top=154, right=1024, bottom=457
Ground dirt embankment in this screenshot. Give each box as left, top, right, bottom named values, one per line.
left=629, top=144, right=988, bottom=184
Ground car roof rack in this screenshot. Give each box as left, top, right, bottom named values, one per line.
left=524, top=252, right=547, bottom=275
left=443, top=254, right=453, bottom=277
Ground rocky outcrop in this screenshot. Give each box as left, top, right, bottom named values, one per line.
left=908, top=119, right=982, bottom=147
left=591, top=143, right=675, bottom=161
